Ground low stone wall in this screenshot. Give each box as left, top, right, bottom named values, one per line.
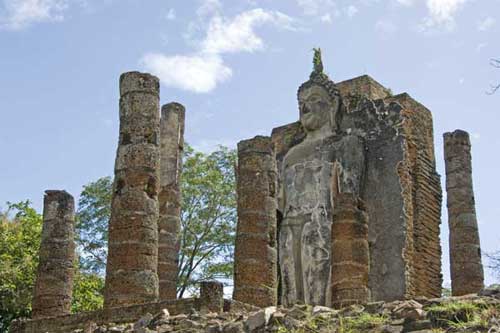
left=10, top=298, right=198, bottom=333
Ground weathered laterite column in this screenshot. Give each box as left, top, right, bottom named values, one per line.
left=32, top=190, right=76, bottom=319
left=331, top=193, right=370, bottom=308
left=158, top=102, right=185, bottom=300
left=200, top=281, right=224, bottom=313
left=233, top=136, right=278, bottom=307
left=104, top=71, right=161, bottom=308
left=444, top=130, right=484, bottom=296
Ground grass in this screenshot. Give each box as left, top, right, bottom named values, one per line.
left=426, top=300, right=499, bottom=330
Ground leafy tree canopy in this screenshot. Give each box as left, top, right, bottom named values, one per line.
left=74, top=144, right=237, bottom=297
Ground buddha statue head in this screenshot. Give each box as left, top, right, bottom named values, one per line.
left=297, top=48, right=342, bottom=134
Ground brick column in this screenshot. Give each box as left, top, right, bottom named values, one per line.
left=104, top=71, right=160, bottom=308
left=444, top=130, right=484, bottom=296
left=32, top=190, right=76, bottom=319
left=233, top=136, right=278, bottom=308
left=331, top=193, right=370, bottom=308
left=200, top=281, right=224, bottom=313
left=158, top=102, right=185, bottom=300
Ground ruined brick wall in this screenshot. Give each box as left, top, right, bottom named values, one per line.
left=233, top=136, right=278, bottom=307
left=444, top=130, right=484, bottom=296
left=336, top=75, right=391, bottom=101
left=268, top=79, right=442, bottom=303
left=104, top=72, right=160, bottom=308
left=398, top=94, right=442, bottom=299
left=11, top=299, right=198, bottom=333
left=32, top=190, right=76, bottom=319
left=158, top=102, right=185, bottom=301
left=330, top=193, right=370, bottom=308
left=340, top=96, right=413, bottom=301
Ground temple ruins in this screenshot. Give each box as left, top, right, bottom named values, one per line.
left=234, top=50, right=445, bottom=307
left=13, top=51, right=487, bottom=332
left=32, top=190, right=76, bottom=319
left=444, top=130, right=484, bottom=296
left=158, top=102, right=185, bottom=301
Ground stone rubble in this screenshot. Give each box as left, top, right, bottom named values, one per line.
left=70, top=292, right=500, bottom=333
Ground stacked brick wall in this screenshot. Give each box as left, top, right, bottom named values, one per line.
left=330, top=193, right=370, bottom=308
left=32, top=190, right=76, bottom=319
left=158, top=102, right=185, bottom=300
left=336, top=75, right=391, bottom=100
left=390, top=94, right=443, bottom=298
left=233, top=136, right=278, bottom=307
left=444, top=130, right=484, bottom=296
left=104, top=71, right=161, bottom=308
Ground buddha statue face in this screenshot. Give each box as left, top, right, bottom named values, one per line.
left=298, top=84, right=338, bottom=133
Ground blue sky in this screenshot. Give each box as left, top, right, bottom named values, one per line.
left=0, top=0, right=499, bottom=287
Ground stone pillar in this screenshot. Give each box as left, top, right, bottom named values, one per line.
left=233, top=136, right=278, bottom=308
left=331, top=193, right=370, bottom=308
left=200, top=281, right=224, bottom=313
left=444, top=130, right=484, bottom=296
left=32, top=190, right=76, bottom=319
left=104, top=71, right=161, bottom=308
left=158, top=102, right=185, bottom=300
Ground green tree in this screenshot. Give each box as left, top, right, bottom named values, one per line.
left=0, top=201, right=105, bottom=330
left=0, top=201, right=42, bottom=331
left=76, top=176, right=112, bottom=274
left=73, top=145, right=237, bottom=298
left=71, top=272, right=104, bottom=313
left=177, top=145, right=237, bottom=297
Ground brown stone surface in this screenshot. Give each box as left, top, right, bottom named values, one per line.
left=158, top=102, right=185, bottom=301
left=233, top=136, right=278, bottom=308
left=269, top=74, right=442, bottom=303
left=200, top=281, right=224, bottom=313
left=336, top=75, right=392, bottom=100
left=104, top=71, right=160, bottom=308
left=444, top=129, right=484, bottom=296
left=390, top=93, right=443, bottom=299
left=32, top=190, right=76, bottom=319
left=331, top=193, right=370, bottom=308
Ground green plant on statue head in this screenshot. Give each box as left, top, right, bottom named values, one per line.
left=313, top=47, right=324, bottom=74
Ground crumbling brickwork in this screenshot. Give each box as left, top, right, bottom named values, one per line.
left=250, top=69, right=442, bottom=305
left=104, top=71, right=161, bottom=308
left=444, top=130, right=484, bottom=296
left=395, top=94, right=443, bottom=299
left=200, top=281, right=224, bottom=313
left=158, top=102, right=185, bottom=301
left=233, top=136, right=278, bottom=308
left=336, top=75, right=391, bottom=100
left=331, top=193, right=370, bottom=308
left=32, top=190, right=76, bottom=319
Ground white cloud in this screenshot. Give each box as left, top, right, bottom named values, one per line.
left=141, top=8, right=295, bottom=93
left=345, top=5, right=358, bottom=18
left=202, top=9, right=294, bottom=54
left=418, top=0, right=467, bottom=31
left=165, top=8, right=176, bottom=21
left=320, top=13, right=332, bottom=23
left=426, top=0, right=466, bottom=24
left=141, top=54, right=231, bottom=94
left=398, top=0, right=468, bottom=31
left=477, top=16, right=495, bottom=32
left=0, top=0, right=68, bottom=30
